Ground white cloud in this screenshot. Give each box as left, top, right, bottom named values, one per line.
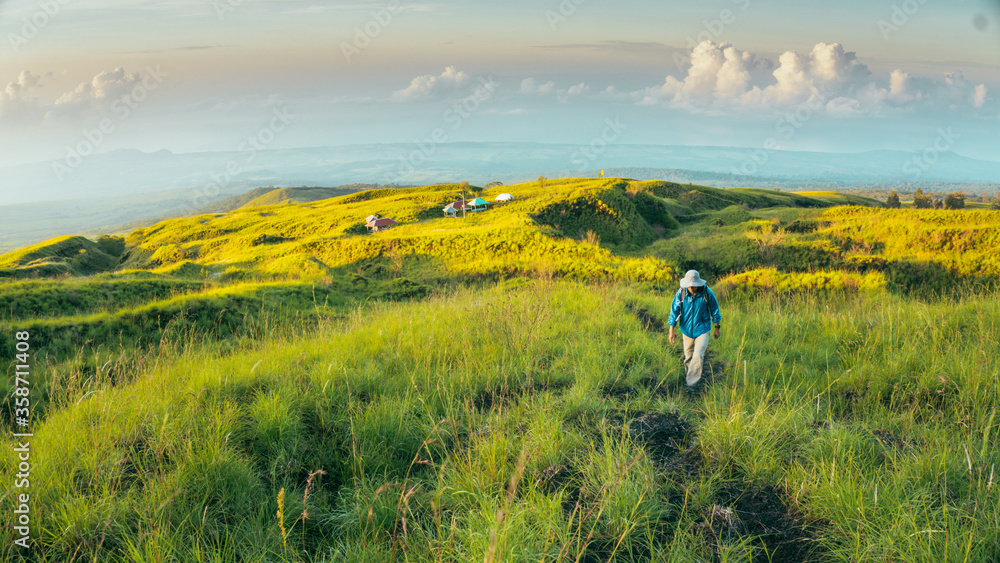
left=0, top=71, right=44, bottom=120
left=567, top=82, right=590, bottom=96
left=764, top=50, right=811, bottom=105
left=392, top=66, right=470, bottom=101
left=973, top=84, right=988, bottom=109
left=632, top=40, right=990, bottom=117
left=2, top=71, right=41, bottom=101
left=55, top=67, right=142, bottom=107
left=888, top=69, right=915, bottom=104
left=520, top=77, right=555, bottom=95
left=808, top=42, right=870, bottom=87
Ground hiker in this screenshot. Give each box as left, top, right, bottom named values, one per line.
left=667, top=270, right=722, bottom=391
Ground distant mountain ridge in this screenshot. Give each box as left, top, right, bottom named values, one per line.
left=4, top=142, right=999, bottom=206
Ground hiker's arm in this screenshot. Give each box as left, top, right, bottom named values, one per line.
left=709, top=289, right=721, bottom=339
left=708, top=288, right=722, bottom=325
left=667, top=292, right=681, bottom=345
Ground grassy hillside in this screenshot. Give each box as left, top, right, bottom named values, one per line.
left=3, top=282, right=999, bottom=562
left=238, top=187, right=362, bottom=209
left=790, top=191, right=884, bottom=207
left=118, top=179, right=682, bottom=284
left=0, top=235, right=123, bottom=279
left=198, top=185, right=398, bottom=215
left=3, top=178, right=999, bottom=562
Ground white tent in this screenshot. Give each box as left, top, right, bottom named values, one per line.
left=495, top=193, right=513, bottom=202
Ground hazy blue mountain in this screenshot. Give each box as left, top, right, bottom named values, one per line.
left=5, top=143, right=1000, bottom=206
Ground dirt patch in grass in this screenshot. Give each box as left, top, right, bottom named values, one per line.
left=704, top=484, right=827, bottom=563
left=535, top=463, right=585, bottom=516
left=625, top=302, right=667, bottom=333
left=603, top=374, right=680, bottom=400
left=628, top=412, right=691, bottom=463
left=600, top=383, right=641, bottom=401
left=831, top=389, right=863, bottom=420
left=639, top=374, right=676, bottom=398
left=700, top=353, right=730, bottom=386
left=473, top=379, right=573, bottom=411
left=626, top=411, right=703, bottom=476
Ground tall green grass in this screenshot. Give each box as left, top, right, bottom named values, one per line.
left=3, top=281, right=998, bottom=561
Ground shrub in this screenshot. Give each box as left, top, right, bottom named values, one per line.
left=344, top=222, right=369, bottom=236
left=913, top=188, right=933, bottom=209
left=533, top=185, right=656, bottom=247
left=944, top=192, right=965, bottom=210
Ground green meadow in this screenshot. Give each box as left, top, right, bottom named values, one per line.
left=2, top=178, right=999, bottom=562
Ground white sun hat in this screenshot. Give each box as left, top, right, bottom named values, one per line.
left=680, top=270, right=706, bottom=288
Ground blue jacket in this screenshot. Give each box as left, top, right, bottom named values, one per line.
left=667, top=287, right=722, bottom=338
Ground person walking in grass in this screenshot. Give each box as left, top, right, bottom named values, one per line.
left=667, top=270, right=722, bottom=391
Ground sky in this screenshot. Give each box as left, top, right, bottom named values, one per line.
left=1, top=0, right=999, bottom=170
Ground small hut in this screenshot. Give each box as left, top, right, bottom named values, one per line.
left=494, top=193, right=513, bottom=204
left=367, top=217, right=398, bottom=233
left=466, top=197, right=489, bottom=212
left=443, top=204, right=459, bottom=217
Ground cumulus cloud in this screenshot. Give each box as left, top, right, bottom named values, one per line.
left=973, top=84, right=988, bottom=109
left=634, top=40, right=989, bottom=117
left=520, top=77, right=555, bottom=95
left=2, top=71, right=40, bottom=102
left=392, top=66, right=470, bottom=101
left=519, top=78, right=592, bottom=103
left=0, top=71, right=45, bottom=120
left=55, top=67, right=143, bottom=108
left=888, top=70, right=916, bottom=104
left=808, top=42, right=870, bottom=87
left=936, top=71, right=989, bottom=110
left=636, top=41, right=766, bottom=108
left=2, top=71, right=39, bottom=99
left=1, top=67, right=165, bottom=123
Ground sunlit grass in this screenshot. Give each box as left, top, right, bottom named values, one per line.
left=2, top=280, right=998, bottom=561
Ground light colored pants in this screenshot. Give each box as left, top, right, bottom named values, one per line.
left=682, top=332, right=710, bottom=387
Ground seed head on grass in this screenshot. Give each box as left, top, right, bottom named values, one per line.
left=298, top=469, right=328, bottom=551
left=301, top=469, right=327, bottom=521
left=277, top=487, right=288, bottom=552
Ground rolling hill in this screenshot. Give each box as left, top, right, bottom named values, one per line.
left=2, top=178, right=999, bottom=562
